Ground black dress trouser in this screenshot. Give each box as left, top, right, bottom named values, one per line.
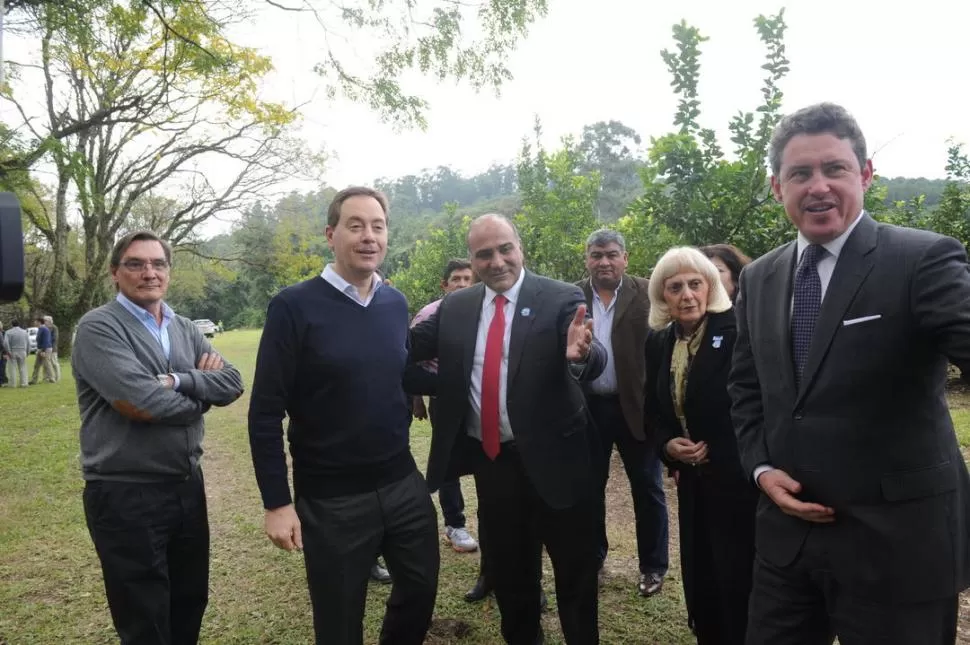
left=297, top=469, right=440, bottom=645
left=83, top=469, right=209, bottom=645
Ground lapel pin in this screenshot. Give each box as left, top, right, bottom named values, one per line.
left=712, top=335, right=723, bottom=348
left=520, top=307, right=531, bottom=317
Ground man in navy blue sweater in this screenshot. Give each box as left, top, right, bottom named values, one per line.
left=29, top=315, right=55, bottom=384
left=248, top=186, right=439, bottom=645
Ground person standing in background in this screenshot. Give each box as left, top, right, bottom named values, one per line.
left=44, top=315, right=61, bottom=382
left=4, top=320, right=28, bottom=387
left=578, top=228, right=669, bottom=598
left=29, top=316, right=55, bottom=384
left=0, top=321, right=8, bottom=387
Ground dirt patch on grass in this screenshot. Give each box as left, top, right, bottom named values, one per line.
left=601, top=450, right=681, bottom=586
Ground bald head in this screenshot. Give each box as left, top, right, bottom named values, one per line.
left=467, top=214, right=524, bottom=293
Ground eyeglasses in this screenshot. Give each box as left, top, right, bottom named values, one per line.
left=121, top=259, right=170, bottom=272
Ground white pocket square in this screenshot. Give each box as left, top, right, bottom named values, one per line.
left=842, top=314, right=882, bottom=327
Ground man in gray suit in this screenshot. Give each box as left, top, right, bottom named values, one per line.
left=729, top=102, right=970, bottom=644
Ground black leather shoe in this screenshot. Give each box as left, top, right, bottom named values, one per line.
left=464, top=576, right=493, bottom=602
left=638, top=572, right=663, bottom=597
left=370, top=561, right=392, bottom=584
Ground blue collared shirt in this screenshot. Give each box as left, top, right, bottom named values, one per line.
left=116, top=292, right=175, bottom=359
left=115, top=292, right=180, bottom=389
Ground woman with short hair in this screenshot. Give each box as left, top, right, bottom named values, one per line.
left=645, top=246, right=757, bottom=645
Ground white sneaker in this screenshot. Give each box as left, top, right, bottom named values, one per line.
left=445, top=526, right=479, bottom=553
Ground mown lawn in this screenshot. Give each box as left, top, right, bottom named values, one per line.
left=0, top=330, right=695, bottom=644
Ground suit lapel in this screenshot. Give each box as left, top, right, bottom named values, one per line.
left=656, top=327, right=677, bottom=425
left=508, top=271, right=540, bottom=386
left=685, top=312, right=732, bottom=400
left=796, top=216, right=878, bottom=404
left=764, top=243, right=798, bottom=397
left=110, top=301, right=169, bottom=369
left=580, top=278, right=593, bottom=310
left=611, top=279, right=636, bottom=333
left=461, top=284, right=486, bottom=387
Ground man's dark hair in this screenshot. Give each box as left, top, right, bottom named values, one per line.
left=441, top=258, right=472, bottom=282
left=327, top=186, right=390, bottom=228
left=769, top=102, right=867, bottom=176
left=11, top=319, right=19, bottom=327
left=34, top=316, right=45, bottom=325
left=109, top=230, right=173, bottom=269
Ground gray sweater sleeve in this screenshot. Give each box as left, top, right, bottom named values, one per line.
left=74, top=316, right=205, bottom=425
left=171, top=322, right=245, bottom=406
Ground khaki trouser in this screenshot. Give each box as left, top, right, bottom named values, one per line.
left=30, top=350, right=55, bottom=384
left=50, top=351, right=61, bottom=382
left=7, top=352, right=27, bottom=387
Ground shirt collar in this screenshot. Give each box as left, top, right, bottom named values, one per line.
left=796, top=210, right=866, bottom=262
left=484, top=267, right=526, bottom=307
left=592, top=277, right=623, bottom=307
left=322, top=264, right=382, bottom=299
left=116, top=291, right=174, bottom=323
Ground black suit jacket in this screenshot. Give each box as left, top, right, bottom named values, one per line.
left=729, top=213, right=970, bottom=603
left=647, top=310, right=748, bottom=485
left=579, top=275, right=651, bottom=441
left=410, top=270, right=607, bottom=510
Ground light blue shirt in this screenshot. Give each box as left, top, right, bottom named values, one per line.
left=115, top=292, right=179, bottom=389
left=321, top=264, right=382, bottom=306
left=589, top=279, right=622, bottom=395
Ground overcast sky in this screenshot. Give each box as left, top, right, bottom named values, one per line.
left=2, top=0, right=965, bottom=220
left=238, top=0, right=969, bottom=189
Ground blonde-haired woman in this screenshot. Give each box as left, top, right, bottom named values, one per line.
left=644, top=246, right=757, bottom=645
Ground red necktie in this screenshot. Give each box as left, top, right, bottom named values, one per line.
left=481, top=294, right=507, bottom=460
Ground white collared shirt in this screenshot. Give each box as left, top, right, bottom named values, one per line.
left=467, top=268, right=527, bottom=442
left=794, top=210, right=866, bottom=302
left=589, top=279, right=622, bottom=395
left=321, top=264, right=382, bottom=307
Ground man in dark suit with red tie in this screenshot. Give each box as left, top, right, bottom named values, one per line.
left=410, top=214, right=607, bottom=644
left=729, top=102, right=970, bottom=644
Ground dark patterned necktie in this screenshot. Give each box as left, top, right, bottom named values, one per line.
left=792, top=244, right=824, bottom=386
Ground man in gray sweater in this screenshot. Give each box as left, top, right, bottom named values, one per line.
left=72, top=230, right=244, bottom=645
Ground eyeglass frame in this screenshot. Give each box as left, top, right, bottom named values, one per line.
left=120, top=258, right=171, bottom=273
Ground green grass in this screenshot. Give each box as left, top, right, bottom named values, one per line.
left=0, top=330, right=692, bottom=644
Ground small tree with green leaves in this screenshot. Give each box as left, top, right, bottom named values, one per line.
left=514, top=119, right=600, bottom=282
left=390, top=204, right=472, bottom=314
left=621, top=10, right=793, bottom=269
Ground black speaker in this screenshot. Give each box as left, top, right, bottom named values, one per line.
left=0, top=192, right=25, bottom=303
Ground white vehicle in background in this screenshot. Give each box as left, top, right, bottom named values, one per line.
left=28, top=326, right=38, bottom=354
left=193, top=319, right=217, bottom=339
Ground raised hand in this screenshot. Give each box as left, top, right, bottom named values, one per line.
left=566, top=304, right=594, bottom=362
